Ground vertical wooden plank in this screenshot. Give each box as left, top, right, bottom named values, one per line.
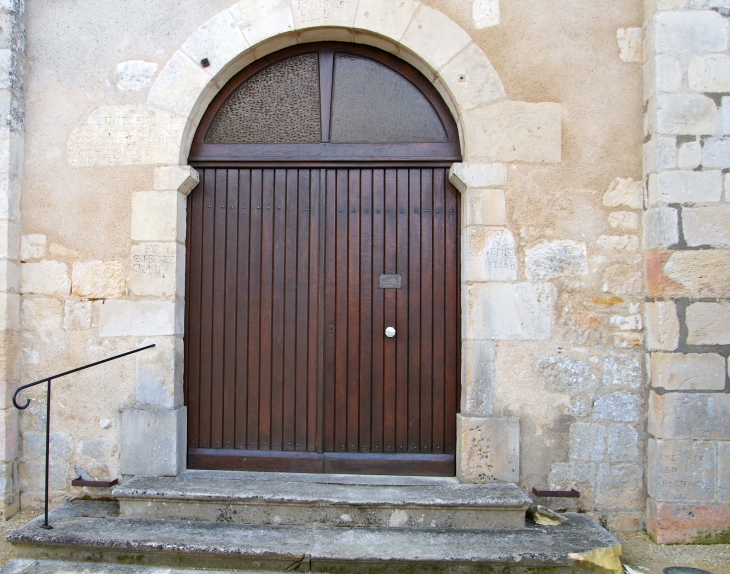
left=184, top=178, right=192, bottom=423
left=247, top=170, right=263, bottom=449
left=235, top=169, right=251, bottom=450
left=282, top=169, right=298, bottom=451
left=358, top=170, right=373, bottom=453
left=222, top=169, right=239, bottom=449
left=334, top=169, right=349, bottom=452
left=322, top=169, right=337, bottom=452
left=370, top=169, right=385, bottom=453
left=314, top=169, right=326, bottom=452
left=258, top=169, right=275, bottom=450
left=198, top=169, right=216, bottom=449
left=395, top=169, right=409, bottom=454
left=295, top=169, right=311, bottom=451
left=431, top=169, right=446, bottom=455
left=444, top=171, right=459, bottom=456
left=419, top=169, right=434, bottom=453
left=407, top=169, right=421, bottom=453
left=383, top=169, right=397, bottom=453
left=347, top=169, right=360, bottom=453
left=270, top=169, right=287, bottom=450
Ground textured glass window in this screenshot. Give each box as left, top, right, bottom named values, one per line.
left=205, top=53, right=321, bottom=144
left=329, top=54, right=447, bottom=144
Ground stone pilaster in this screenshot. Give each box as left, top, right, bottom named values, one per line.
left=643, top=0, right=730, bottom=544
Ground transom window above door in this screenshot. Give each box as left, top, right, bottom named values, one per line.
left=189, top=43, right=461, bottom=164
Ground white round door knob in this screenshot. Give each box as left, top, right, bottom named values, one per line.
left=385, top=327, right=396, bottom=338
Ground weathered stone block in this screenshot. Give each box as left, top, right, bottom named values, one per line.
left=19, top=261, right=69, bottom=297
left=131, top=191, right=184, bottom=242
left=608, top=424, right=639, bottom=462
left=613, top=332, right=644, bottom=349
left=525, top=240, right=587, bottom=281
left=645, top=300, right=679, bottom=351
left=63, top=301, right=91, bottom=330
left=20, top=297, right=61, bottom=330
left=181, top=10, right=248, bottom=78
left=653, top=10, right=728, bottom=55
left=593, top=392, right=642, bottom=423
left=98, top=301, right=179, bottom=337
left=538, top=356, right=598, bottom=393
left=0, top=219, right=19, bottom=260
left=603, top=354, right=643, bottom=389
left=683, top=205, right=730, bottom=247
left=153, top=165, right=199, bottom=195
left=231, top=0, right=295, bottom=48
left=449, top=163, right=506, bottom=192
left=656, top=95, right=717, bottom=136
left=0, top=259, right=17, bottom=292
left=115, top=60, right=157, bottom=91
left=597, top=235, right=639, bottom=251
left=677, top=141, right=701, bottom=170
left=0, top=407, right=16, bottom=461
left=596, top=462, right=644, bottom=510
left=609, top=314, right=642, bottom=331
left=461, top=340, right=494, bottom=417
left=291, top=0, right=357, bottom=30
left=129, top=243, right=182, bottom=298
left=686, top=301, right=730, bottom=345
left=463, top=227, right=516, bottom=282
left=353, top=0, right=419, bottom=48
left=689, top=55, right=730, bottom=93
left=718, top=441, right=730, bottom=503
left=643, top=206, right=678, bottom=249
left=569, top=423, right=606, bottom=462
left=456, top=416, right=519, bottom=483
left=0, top=292, right=18, bottom=331
left=549, top=462, right=596, bottom=502
left=465, top=282, right=556, bottom=341
left=647, top=249, right=730, bottom=298
left=617, top=27, right=643, bottom=63
left=602, top=264, right=642, bottom=296
left=649, top=391, right=730, bottom=439
left=603, top=177, right=643, bottom=210
left=463, top=188, right=507, bottom=227
left=136, top=337, right=183, bottom=409
left=651, top=352, right=726, bottom=391
left=650, top=55, right=682, bottom=97
left=121, top=407, right=186, bottom=476
left=648, top=438, right=715, bottom=503
left=78, top=438, right=107, bottom=462
left=643, top=136, right=677, bottom=174
left=19, top=234, right=45, bottom=261
left=437, top=43, right=505, bottom=111
left=72, top=261, right=125, bottom=299
left=608, top=211, right=639, bottom=230
left=147, top=50, right=213, bottom=118
left=648, top=498, right=730, bottom=544
left=400, top=5, right=471, bottom=74
left=702, top=137, right=730, bottom=169
left=0, top=172, right=20, bottom=221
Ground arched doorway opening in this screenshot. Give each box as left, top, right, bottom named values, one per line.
left=184, top=42, right=461, bottom=476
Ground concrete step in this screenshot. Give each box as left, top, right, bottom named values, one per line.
left=5, top=500, right=623, bottom=574
left=113, top=470, right=532, bottom=530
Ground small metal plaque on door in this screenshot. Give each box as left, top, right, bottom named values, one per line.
left=379, top=274, right=402, bottom=289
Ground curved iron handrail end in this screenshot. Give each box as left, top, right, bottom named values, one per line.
left=12, top=378, right=49, bottom=410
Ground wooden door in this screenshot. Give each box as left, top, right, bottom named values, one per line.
left=185, top=167, right=460, bottom=475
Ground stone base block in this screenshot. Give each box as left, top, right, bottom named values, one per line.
left=647, top=498, right=730, bottom=544
left=121, top=407, right=186, bottom=476
left=456, top=415, right=519, bottom=484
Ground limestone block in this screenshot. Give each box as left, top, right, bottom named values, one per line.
left=722, top=97, right=730, bottom=136
left=652, top=170, right=723, bottom=204
left=181, top=10, right=248, bottom=78
left=653, top=10, right=728, bottom=55
left=464, top=101, right=561, bottom=163
left=596, top=463, right=644, bottom=510
left=718, top=442, right=730, bottom=503
left=726, top=173, right=730, bottom=199
left=649, top=391, right=730, bottom=439
left=648, top=250, right=730, bottom=298
left=525, top=240, right=587, bottom=281
left=473, top=0, right=499, bottom=28
left=645, top=56, right=681, bottom=99
left=651, top=352, right=725, bottom=391
left=67, top=105, right=187, bottom=167
left=608, top=212, right=639, bottom=230
left=0, top=219, right=18, bottom=260
left=0, top=172, right=20, bottom=221
left=647, top=498, right=730, bottom=544
left=609, top=314, right=642, bottom=331
left=147, top=51, right=215, bottom=119
left=353, top=0, right=419, bottom=47
left=648, top=439, right=715, bottom=503
left=538, top=356, right=598, bottom=393
left=230, top=0, right=295, bottom=48
left=593, top=392, right=642, bottom=423
left=400, top=5, right=471, bottom=75
left=465, top=282, right=555, bottom=341
left=569, top=423, right=606, bottom=462
left=0, top=128, right=22, bottom=178
left=19, top=234, right=45, bottom=261
left=549, top=462, right=596, bottom=501
left=463, top=188, right=506, bottom=227
left=608, top=424, right=639, bottom=462
left=19, top=261, right=69, bottom=297
left=0, top=259, right=18, bottom=292
left=121, top=407, right=186, bottom=476
left=290, top=0, right=357, bottom=31
left=129, top=243, right=183, bottom=298
left=20, top=298, right=61, bottom=330
left=677, top=141, right=701, bottom=170
left=131, top=191, right=184, bottom=242
left=686, top=301, right=730, bottom=345
left=461, top=340, right=494, bottom=416
left=688, top=55, right=730, bottom=93
left=603, top=354, right=643, bottom=389
left=456, top=416, right=519, bottom=483
left=643, top=135, right=677, bottom=174
left=602, top=264, right=642, bottom=296
left=0, top=292, right=18, bottom=331
left=656, top=94, right=717, bottom=136
left=115, top=61, right=158, bottom=91
left=49, top=243, right=82, bottom=260
left=683, top=205, right=730, bottom=247
left=136, top=337, right=183, bottom=409
left=603, top=177, right=644, bottom=210
left=617, top=28, right=643, bottom=63
left=613, top=332, right=643, bottom=349
left=437, top=43, right=505, bottom=111
left=72, top=261, right=125, bottom=299
left=702, top=137, right=730, bottom=168
left=0, top=407, right=16, bottom=461
left=63, top=301, right=91, bottom=330
left=597, top=235, right=639, bottom=251
left=450, top=163, right=506, bottom=192
left=645, top=301, right=679, bottom=352
left=643, top=206, right=678, bottom=249
left=153, top=165, right=199, bottom=196
left=463, top=227, right=516, bottom=282
left=98, top=300, right=179, bottom=337
left=0, top=49, right=20, bottom=92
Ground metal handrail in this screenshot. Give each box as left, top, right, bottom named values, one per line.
left=12, top=344, right=156, bottom=529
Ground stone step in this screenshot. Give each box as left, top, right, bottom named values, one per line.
left=113, top=470, right=532, bottom=530
left=5, top=500, right=623, bottom=574
left=2, top=559, right=245, bottom=573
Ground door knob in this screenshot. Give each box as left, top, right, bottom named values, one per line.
left=385, top=327, right=396, bottom=338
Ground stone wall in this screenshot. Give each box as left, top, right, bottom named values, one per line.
left=643, top=0, right=730, bottom=544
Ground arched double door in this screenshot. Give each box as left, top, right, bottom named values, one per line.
left=185, top=43, right=461, bottom=476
